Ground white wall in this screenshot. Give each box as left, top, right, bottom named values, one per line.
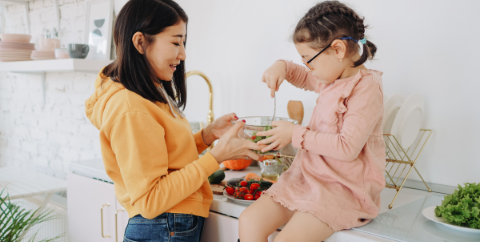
left=1, top=0, right=478, bottom=186
left=175, top=0, right=480, bottom=187
left=0, top=0, right=101, bottom=178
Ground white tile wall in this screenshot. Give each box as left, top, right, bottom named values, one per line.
left=0, top=0, right=102, bottom=179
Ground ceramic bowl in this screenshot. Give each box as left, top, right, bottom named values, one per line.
left=0, top=34, right=32, bottom=43
left=55, top=48, right=70, bottom=59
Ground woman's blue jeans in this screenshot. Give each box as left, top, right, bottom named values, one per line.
left=123, top=213, right=205, bottom=242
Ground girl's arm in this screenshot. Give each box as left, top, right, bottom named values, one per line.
left=106, top=112, right=219, bottom=219
left=279, top=60, right=320, bottom=92
left=291, top=78, right=383, bottom=161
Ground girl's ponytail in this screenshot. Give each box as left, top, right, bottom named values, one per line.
left=353, top=40, right=377, bottom=67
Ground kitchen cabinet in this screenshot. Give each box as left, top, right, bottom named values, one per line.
left=68, top=163, right=280, bottom=242
left=67, top=170, right=277, bottom=242
left=115, top=200, right=129, bottom=241
left=201, top=212, right=239, bottom=242
left=201, top=211, right=279, bottom=242
left=67, top=172, right=128, bottom=242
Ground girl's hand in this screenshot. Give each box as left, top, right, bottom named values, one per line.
left=202, top=113, right=238, bottom=146
left=256, top=121, right=295, bottom=153
left=209, top=121, right=263, bottom=162
left=262, top=61, right=287, bottom=98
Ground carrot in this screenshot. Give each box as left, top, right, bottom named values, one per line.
left=244, top=173, right=277, bottom=183
left=244, top=172, right=260, bottom=181
left=259, top=155, right=275, bottom=161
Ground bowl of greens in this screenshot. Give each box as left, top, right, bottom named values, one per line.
left=424, top=183, right=480, bottom=232
left=232, top=116, right=298, bottom=155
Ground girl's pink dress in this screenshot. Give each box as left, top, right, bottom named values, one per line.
left=264, top=60, right=386, bottom=232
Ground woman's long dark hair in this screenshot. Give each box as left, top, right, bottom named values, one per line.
left=102, top=0, right=188, bottom=110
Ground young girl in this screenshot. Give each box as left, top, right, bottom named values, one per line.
left=239, top=1, right=385, bottom=241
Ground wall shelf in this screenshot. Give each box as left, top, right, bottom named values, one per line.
left=0, top=59, right=113, bottom=108
left=0, top=59, right=112, bottom=73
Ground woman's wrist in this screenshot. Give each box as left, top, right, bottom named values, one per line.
left=208, top=147, right=222, bottom=163
left=202, top=124, right=217, bottom=146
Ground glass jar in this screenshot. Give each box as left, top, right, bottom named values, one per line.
left=261, top=159, right=284, bottom=181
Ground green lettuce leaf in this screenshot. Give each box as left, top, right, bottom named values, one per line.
left=435, top=183, right=480, bottom=229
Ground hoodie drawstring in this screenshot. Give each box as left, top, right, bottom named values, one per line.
left=157, top=83, right=185, bottom=119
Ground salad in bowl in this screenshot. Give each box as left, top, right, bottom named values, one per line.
left=232, top=116, right=298, bottom=155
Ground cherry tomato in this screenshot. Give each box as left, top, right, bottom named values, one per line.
left=251, top=136, right=257, bottom=140
left=250, top=183, right=260, bottom=191
left=255, top=190, right=262, bottom=198
left=254, top=194, right=260, bottom=200
left=239, top=187, right=248, bottom=193
left=225, top=186, right=234, bottom=195
left=234, top=191, right=244, bottom=199
left=244, top=194, right=253, bottom=200
left=240, top=181, right=248, bottom=187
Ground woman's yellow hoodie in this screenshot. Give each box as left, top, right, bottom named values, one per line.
left=85, top=71, right=220, bottom=219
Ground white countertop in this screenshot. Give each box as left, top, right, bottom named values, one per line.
left=214, top=166, right=430, bottom=217
left=213, top=166, right=439, bottom=242
left=70, top=159, right=112, bottom=183
left=70, top=160, right=465, bottom=242
left=0, top=167, right=67, bottom=199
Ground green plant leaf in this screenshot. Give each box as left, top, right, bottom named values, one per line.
left=1, top=189, right=63, bottom=242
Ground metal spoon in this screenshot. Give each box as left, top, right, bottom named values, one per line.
left=271, top=93, right=276, bottom=125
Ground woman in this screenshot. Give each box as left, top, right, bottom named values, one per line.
left=85, top=0, right=262, bottom=241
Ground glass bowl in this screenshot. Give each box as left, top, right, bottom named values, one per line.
left=232, top=116, right=298, bottom=155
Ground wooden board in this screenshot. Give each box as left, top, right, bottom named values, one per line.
left=210, top=180, right=227, bottom=195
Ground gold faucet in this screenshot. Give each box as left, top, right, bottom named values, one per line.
left=186, top=71, right=215, bottom=148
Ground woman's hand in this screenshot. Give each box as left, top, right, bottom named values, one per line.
left=255, top=121, right=296, bottom=153
left=209, top=121, right=263, bottom=162
left=202, top=113, right=238, bottom=146
left=262, top=61, right=287, bottom=98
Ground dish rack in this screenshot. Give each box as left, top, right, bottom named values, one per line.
left=383, top=129, right=433, bottom=209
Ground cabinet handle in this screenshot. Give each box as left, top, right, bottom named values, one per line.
left=115, top=208, right=125, bottom=242
left=100, top=203, right=111, bottom=238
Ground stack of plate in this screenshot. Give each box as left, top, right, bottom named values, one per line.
left=31, top=50, right=56, bottom=60
left=383, top=93, right=424, bottom=150
left=0, top=34, right=34, bottom=62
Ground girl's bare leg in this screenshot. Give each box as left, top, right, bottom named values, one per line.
left=239, top=195, right=294, bottom=242
left=274, top=211, right=334, bottom=242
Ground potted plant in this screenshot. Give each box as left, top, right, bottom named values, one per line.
left=0, top=190, right=63, bottom=242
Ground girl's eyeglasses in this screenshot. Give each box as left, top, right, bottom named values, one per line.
left=302, top=43, right=332, bottom=70
left=302, top=36, right=360, bottom=70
